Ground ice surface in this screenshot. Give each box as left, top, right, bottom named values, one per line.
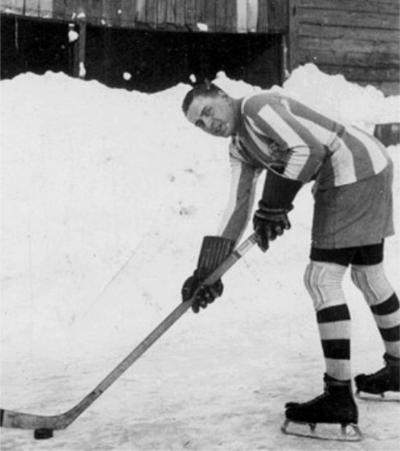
left=0, top=66, right=399, bottom=450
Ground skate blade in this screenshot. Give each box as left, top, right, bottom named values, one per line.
left=356, top=390, right=400, bottom=403
left=281, top=419, right=363, bottom=442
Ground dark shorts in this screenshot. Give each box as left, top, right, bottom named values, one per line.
left=310, top=241, right=384, bottom=267
left=311, top=162, right=394, bottom=249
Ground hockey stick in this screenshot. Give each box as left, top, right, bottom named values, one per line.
left=0, top=233, right=257, bottom=439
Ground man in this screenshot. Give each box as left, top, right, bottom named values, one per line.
left=180, top=81, right=399, bottom=438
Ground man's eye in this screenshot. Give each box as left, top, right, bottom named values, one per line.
left=203, top=107, right=212, bottom=117
left=195, top=119, right=205, bottom=128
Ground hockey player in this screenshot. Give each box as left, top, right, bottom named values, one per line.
left=180, top=81, right=400, bottom=439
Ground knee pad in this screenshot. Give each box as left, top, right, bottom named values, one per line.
left=304, top=261, right=347, bottom=311
left=350, top=263, right=393, bottom=306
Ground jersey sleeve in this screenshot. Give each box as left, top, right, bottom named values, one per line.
left=242, top=94, right=327, bottom=183
left=217, top=156, right=261, bottom=244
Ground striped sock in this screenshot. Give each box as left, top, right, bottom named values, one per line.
left=317, top=304, right=351, bottom=381
left=370, top=293, right=400, bottom=358
left=351, top=264, right=400, bottom=359
left=304, top=261, right=352, bottom=381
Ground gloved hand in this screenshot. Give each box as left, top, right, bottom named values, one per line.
left=181, top=270, right=224, bottom=313
left=253, top=169, right=302, bottom=252
left=181, top=236, right=234, bottom=313
left=253, top=202, right=291, bottom=252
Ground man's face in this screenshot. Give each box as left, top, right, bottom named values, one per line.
left=186, top=92, right=237, bottom=138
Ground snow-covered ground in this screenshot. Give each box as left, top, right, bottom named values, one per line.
left=0, top=64, right=399, bottom=451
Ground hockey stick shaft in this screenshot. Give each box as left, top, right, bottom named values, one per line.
left=1, top=233, right=257, bottom=431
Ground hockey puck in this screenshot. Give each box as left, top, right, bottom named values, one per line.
left=34, top=428, right=54, bottom=439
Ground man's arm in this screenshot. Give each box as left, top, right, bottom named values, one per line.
left=218, top=156, right=261, bottom=244
left=242, top=94, right=326, bottom=183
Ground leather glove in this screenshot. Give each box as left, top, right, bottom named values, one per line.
left=181, top=270, right=224, bottom=313
left=253, top=202, right=291, bottom=252
left=181, top=236, right=234, bottom=313
left=253, top=169, right=302, bottom=252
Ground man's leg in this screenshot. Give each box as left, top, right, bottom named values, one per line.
left=351, top=258, right=400, bottom=394
left=304, top=260, right=351, bottom=381
left=284, top=255, right=358, bottom=428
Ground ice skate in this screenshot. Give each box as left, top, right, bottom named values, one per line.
left=355, top=353, right=400, bottom=401
left=282, top=374, right=362, bottom=442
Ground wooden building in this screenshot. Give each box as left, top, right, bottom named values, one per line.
left=1, top=0, right=399, bottom=94
left=289, top=0, right=400, bottom=95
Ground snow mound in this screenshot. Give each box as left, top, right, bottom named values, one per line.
left=283, top=63, right=400, bottom=131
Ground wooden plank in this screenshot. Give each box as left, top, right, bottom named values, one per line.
left=64, top=0, right=76, bottom=19
left=166, top=0, right=176, bottom=24
left=247, top=0, right=258, bottom=32
left=298, top=37, right=399, bottom=55
left=196, top=0, right=206, bottom=24
left=105, top=0, right=122, bottom=26
left=25, top=0, right=40, bottom=16
left=298, top=0, right=399, bottom=15
left=288, top=0, right=301, bottom=70
left=53, top=0, right=66, bottom=20
left=39, top=0, right=53, bottom=17
left=225, top=0, right=236, bottom=32
left=215, top=0, right=226, bottom=31
left=265, top=0, right=288, bottom=32
left=318, top=64, right=399, bottom=83
left=236, top=0, right=247, bottom=32
left=175, top=0, right=185, bottom=26
left=298, top=8, right=400, bottom=31
left=299, top=24, right=400, bottom=43
left=121, top=0, right=137, bottom=27
left=204, top=0, right=215, bottom=31
left=299, top=48, right=399, bottom=69
left=257, top=0, right=268, bottom=32
left=86, top=0, right=103, bottom=24
left=156, top=0, right=167, bottom=25
left=136, top=0, right=146, bottom=22
left=374, top=82, right=399, bottom=96
left=0, top=0, right=24, bottom=14
left=76, top=21, right=86, bottom=79
left=185, top=0, right=196, bottom=27
left=145, top=0, right=158, bottom=26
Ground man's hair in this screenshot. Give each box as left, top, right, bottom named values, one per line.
left=181, top=81, right=225, bottom=115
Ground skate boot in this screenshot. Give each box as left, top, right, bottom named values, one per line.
left=355, top=353, right=400, bottom=399
left=282, top=374, right=362, bottom=441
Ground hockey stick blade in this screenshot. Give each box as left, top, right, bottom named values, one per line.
left=1, top=233, right=257, bottom=437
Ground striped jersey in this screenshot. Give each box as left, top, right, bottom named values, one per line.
left=218, top=92, right=391, bottom=242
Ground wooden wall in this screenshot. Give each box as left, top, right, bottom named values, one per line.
left=0, top=0, right=288, bottom=33
left=288, top=0, right=400, bottom=95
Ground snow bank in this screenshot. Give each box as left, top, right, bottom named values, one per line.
left=0, top=64, right=399, bottom=451
left=1, top=66, right=399, bottom=361
left=282, top=63, right=400, bottom=132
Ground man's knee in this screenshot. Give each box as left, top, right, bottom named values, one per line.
left=304, top=261, right=347, bottom=311
left=350, top=263, right=393, bottom=306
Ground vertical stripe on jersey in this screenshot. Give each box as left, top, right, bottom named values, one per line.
left=349, top=127, right=388, bottom=174
left=328, top=136, right=357, bottom=186
left=284, top=146, right=314, bottom=181
left=285, top=97, right=341, bottom=133
left=257, top=104, right=308, bottom=149
left=339, top=130, right=376, bottom=180
left=290, top=114, right=335, bottom=148
left=254, top=104, right=328, bottom=182
left=243, top=116, right=276, bottom=166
